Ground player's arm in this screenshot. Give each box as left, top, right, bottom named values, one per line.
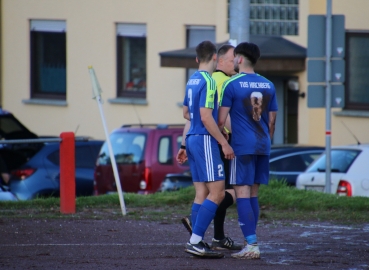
left=176, top=120, right=190, bottom=164
left=200, top=107, right=234, bottom=159
left=268, top=86, right=278, bottom=139
left=269, top=111, right=277, bottom=139
left=217, top=100, right=231, bottom=135
left=224, top=115, right=232, bottom=133
left=181, top=120, right=190, bottom=146
left=218, top=81, right=232, bottom=134
left=183, top=105, right=190, bottom=121
left=219, top=81, right=232, bottom=134
left=218, top=106, right=230, bottom=131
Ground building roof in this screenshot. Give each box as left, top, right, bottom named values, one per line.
left=249, top=35, right=306, bottom=59
left=159, top=35, right=307, bottom=73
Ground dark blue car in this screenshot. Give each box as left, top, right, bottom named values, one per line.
left=9, top=140, right=103, bottom=200
left=159, top=145, right=325, bottom=191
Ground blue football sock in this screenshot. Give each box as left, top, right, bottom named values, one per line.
left=246, top=234, right=258, bottom=245
left=191, top=203, right=201, bottom=228
left=236, top=198, right=257, bottom=244
left=250, top=197, right=259, bottom=226
left=192, top=199, right=218, bottom=239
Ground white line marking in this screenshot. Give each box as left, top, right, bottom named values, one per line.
left=291, top=223, right=355, bottom=230
left=0, top=242, right=305, bottom=248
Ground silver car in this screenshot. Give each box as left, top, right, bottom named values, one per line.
left=296, top=144, right=369, bottom=197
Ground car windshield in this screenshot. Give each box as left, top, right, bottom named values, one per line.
left=307, top=149, right=361, bottom=173
left=0, top=114, right=37, bottom=140
left=97, top=132, right=146, bottom=165
left=270, top=152, right=322, bottom=172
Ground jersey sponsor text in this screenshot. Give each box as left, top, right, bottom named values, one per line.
left=239, top=81, right=271, bottom=89
left=187, top=79, right=201, bottom=85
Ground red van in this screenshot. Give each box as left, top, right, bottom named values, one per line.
left=93, top=124, right=189, bottom=195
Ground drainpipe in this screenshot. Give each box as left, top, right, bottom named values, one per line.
left=229, top=0, right=250, bottom=44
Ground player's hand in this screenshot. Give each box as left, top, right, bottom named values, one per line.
left=221, top=143, right=235, bottom=160
left=221, top=129, right=229, bottom=141
left=176, top=149, right=188, bottom=164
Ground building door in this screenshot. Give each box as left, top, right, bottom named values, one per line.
left=273, top=79, right=284, bottom=144
left=286, top=80, right=299, bottom=144
left=270, top=77, right=299, bottom=144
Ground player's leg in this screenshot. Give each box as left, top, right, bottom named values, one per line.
left=212, top=189, right=232, bottom=239
left=191, top=180, right=225, bottom=245
left=184, top=135, right=224, bottom=258
left=230, top=155, right=260, bottom=259
left=233, top=185, right=256, bottom=244
left=190, top=135, right=224, bottom=241
left=183, top=136, right=201, bottom=235
left=191, top=182, right=208, bottom=230
left=213, top=140, right=231, bottom=240
left=251, top=155, right=269, bottom=228
left=211, top=187, right=242, bottom=250
left=211, top=134, right=242, bottom=250
left=185, top=181, right=224, bottom=258
left=232, top=185, right=260, bottom=259
left=233, top=155, right=269, bottom=259
left=250, top=185, right=260, bottom=226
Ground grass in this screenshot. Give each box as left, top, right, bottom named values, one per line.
left=1, top=180, right=369, bottom=223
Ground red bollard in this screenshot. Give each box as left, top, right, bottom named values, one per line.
left=60, top=132, right=76, bottom=214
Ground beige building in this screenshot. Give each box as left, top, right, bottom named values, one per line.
left=295, top=0, right=369, bottom=146
left=1, top=0, right=369, bottom=146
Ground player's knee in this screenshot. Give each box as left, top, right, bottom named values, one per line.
left=208, top=191, right=225, bottom=205
left=218, top=191, right=225, bottom=202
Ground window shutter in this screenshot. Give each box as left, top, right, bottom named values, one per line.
left=116, top=23, right=146, bottom=37
left=30, top=20, right=66, bottom=32
left=186, top=26, right=215, bottom=48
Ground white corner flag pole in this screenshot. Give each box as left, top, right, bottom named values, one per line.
left=88, top=66, right=126, bottom=216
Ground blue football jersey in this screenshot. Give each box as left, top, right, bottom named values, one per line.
left=183, top=70, right=218, bottom=135
left=220, top=72, right=278, bottom=155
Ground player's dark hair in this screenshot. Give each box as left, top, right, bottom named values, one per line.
left=196, top=40, right=217, bottom=63
left=234, top=42, right=260, bottom=65
left=217, top=44, right=234, bottom=58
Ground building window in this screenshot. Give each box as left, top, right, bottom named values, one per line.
left=117, top=23, right=147, bottom=99
left=30, top=20, right=66, bottom=100
left=186, top=26, right=215, bottom=80
left=345, top=32, right=369, bottom=111
left=227, top=0, right=299, bottom=36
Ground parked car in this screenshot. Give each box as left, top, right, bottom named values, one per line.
left=159, top=170, right=193, bottom=192
left=94, top=124, right=189, bottom=195
left=269, top=145, right=325, bottom=185
left=0, top=185, right=18, bottom=201
left=296, top=144, right=369, bottom=197
left=0, top=108, right=38, bottom=141
left=9, top=140, right=103, bottom=200
left=158, top=145, right=325, bottom=191
left=0, top=108, right=43, bottom=169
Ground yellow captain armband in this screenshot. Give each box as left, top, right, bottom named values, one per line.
left=223, top=127, right=230, bottom=134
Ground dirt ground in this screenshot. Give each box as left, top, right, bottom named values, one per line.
left=0, top=214, right=369, bottom=270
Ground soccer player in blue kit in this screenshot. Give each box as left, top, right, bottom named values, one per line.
left=218, top=42, right=278, bottom=259
left=182, top=40, right=234, bottom=258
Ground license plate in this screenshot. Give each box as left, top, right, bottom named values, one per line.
left=305, top=186, right=324, bottom=192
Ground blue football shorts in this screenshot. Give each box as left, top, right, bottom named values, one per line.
left=186, top=134, right=225, bottom=182
left=229, top=154, right=269, bottom=186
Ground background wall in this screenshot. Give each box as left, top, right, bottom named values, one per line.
left=2, top=0, right=228, bottom=139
